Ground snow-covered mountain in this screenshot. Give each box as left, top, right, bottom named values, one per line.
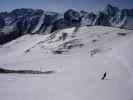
left=0, top=4, right=133, bottom=44
left=0, top=5, right=133, bottom=100
left=0, top=26, right=133, bottom=100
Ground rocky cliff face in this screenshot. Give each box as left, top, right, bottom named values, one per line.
left=0, top=5, right=133, bottom=44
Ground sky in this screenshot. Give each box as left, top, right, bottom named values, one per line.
left=0, top=0, right=133, bottom=12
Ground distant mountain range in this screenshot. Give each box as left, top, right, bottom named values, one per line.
left=0, top=4, right=133, bottom=44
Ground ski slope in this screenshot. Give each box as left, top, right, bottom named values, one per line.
left=0, top=26, right=133, bottom=100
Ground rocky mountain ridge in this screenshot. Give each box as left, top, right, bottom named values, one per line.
left=0, top=4, right=133, bottom=44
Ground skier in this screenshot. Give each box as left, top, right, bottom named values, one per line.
left=101, top=72, right=107, bottom=80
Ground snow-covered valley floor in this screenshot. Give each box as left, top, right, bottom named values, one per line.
left=0, top=26, right=133, bottom=100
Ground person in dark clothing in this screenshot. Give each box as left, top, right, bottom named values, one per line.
left=101, top=72, right=107, bottom=80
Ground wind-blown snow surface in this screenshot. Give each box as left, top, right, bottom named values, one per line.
left=0, top=26, right=133, bottom=100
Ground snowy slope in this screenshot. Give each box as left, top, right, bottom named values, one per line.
left=0, top=26, right=133, bottom=100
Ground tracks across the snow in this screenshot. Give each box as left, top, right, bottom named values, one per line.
left=0, top=67, right=55, bottom=74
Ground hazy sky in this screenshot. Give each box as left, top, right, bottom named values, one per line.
left=0, top=0, right=133, bottom=12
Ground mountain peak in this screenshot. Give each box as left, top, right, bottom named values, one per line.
left=104, top=4, right=119, bottom=16
left=106, top=4, right=113, bottom=9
